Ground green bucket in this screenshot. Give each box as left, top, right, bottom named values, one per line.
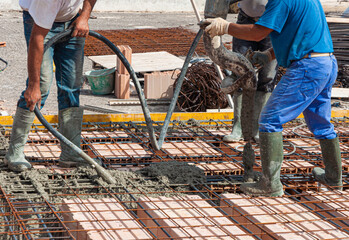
left=85, top=67, right=116, bottom=95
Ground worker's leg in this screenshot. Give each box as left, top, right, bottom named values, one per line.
left=223, top=91, right=243, bottom=142
left=301, top=56, right=342, bottom=189
left=251, top=37, right=277, bottom=142
left=224, top=15, right=257, bottom=143
left=242, top=56, right=335, bottom=196
left=53, top=19, right=86, bottom=165
left=5, top=13, right=55, bottom=172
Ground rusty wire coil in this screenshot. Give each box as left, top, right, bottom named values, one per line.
left=175, top=62, right=228, bottom=112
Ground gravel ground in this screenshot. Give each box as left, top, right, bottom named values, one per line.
left=0, top=10, right=347, bottom=116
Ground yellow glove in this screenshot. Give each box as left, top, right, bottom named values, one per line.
left=203, top=17, right=230, bottom=37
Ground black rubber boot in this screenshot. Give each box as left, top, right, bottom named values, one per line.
left=313, top=137, right=342, bottom=190
left=240, top=132, right=284, bottom=197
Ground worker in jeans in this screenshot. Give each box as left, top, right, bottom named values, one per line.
left=204, top=0, right=341, bottom=196
left=224, top=0, right=277, bottom=143
left=5, top=0, right=96, bottom=172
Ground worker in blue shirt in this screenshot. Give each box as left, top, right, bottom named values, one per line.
left=204, top=0, right=341, bottom=196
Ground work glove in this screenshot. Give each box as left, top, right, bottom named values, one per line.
left=249, top=49, right=273, bottom=68
left=203, top=17, right=230, bottom=37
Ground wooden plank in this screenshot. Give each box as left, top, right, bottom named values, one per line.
left=88, top=51, right=185, bottom=73
left=326, top=17, right=349, bottom=24
left=332, top=87, right=349, bottom=98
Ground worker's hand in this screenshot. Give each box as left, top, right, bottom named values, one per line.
left=250, top=49, right=273, bottom=68
left=203, top=17, right=230, bottom=37
left=71, top=15, right=89, bottom=38
left=24, top=86, right=41, bottom=112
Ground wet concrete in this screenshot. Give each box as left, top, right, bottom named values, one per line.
left=137, top=161, right=206, bottom=185
left=0, top=161, right=206, bottom=206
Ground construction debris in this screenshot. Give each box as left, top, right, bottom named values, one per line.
left=175, top=62, right=229, bottom=112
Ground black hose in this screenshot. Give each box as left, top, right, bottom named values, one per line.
left=157, top=29, right=204, bottom=148
left=0, top=56, right=8, bottom=72
left=40, top=29, right=159, bottom=149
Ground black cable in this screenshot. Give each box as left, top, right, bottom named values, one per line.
left=0, top=56, right=8, bottom=72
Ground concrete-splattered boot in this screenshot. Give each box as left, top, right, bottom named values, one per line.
left=312, top=137, right=342, bottom=190
left=4, top=107, right=35, bottom=172
left=240, top=132, right=284, bottom=197
left=242, top=142, right=262, bottom=182
left=252, top=91, right=271, bottom=143
left=58, top=107, right=86, bottom=167
left=223, top=92, right=243, bottom=142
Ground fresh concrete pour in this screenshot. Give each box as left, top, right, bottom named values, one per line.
left=0, top=161, right=207, bottom=204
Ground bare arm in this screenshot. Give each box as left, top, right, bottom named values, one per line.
left=25, top=24, right=49, bottom=111
left=71, top=0, right=97, bottom=37
left=227, top=23, right=273, bottom=42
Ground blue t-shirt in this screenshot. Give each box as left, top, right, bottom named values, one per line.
left=256, top=0, right=333, bottom=68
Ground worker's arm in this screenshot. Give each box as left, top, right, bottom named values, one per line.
left=71, top=0, right=97, bottom=37
left=203, top=17, right=273, bottom=42
left=227, top=23, right=273, bottom=42
left=24, top=24, right=49, bottom=111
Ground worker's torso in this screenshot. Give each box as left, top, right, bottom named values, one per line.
left=238, top=0, right=268, bottom=18
left=256, top=0, right=333, bottom=68
left=19, top=0, right=83, bottom=29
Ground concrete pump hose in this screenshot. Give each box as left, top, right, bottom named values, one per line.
left=33, top=28, right=156, bottom=184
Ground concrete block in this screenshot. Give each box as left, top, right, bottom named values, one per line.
left=144, top=71, right=176, bottom=99
left=138, top=195, right=252, bottom=239
left=91, top=143, right=150, bottom=158
left=221, top=193, right=349, bottom=240
left=301, top=191, right=349, bottom=228
left=116, top=45, right=132, bottom=75
left=115, top=73, right=130, bottom=99
left=61, top=198, right=152, bottom=240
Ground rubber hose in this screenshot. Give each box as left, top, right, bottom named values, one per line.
left=38, top=28, right=159, bottom=150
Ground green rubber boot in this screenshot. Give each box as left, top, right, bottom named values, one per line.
left=312, top=137, right=343, bottom=190
left=223, top=92, right=243, bottom=142
left=240, top=132, right=284, bottom=197
left=58, top=107, right=85, bottom=167
left=252, top=91, right=271, bottom=143
left=4, top=107, right=35, bottom=172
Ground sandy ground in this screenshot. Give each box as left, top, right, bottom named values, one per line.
left=0, top=10, right=347, bottom=116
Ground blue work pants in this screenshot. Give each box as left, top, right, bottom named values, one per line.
left=259, top=55, right=338, bottom=139
left=18, top=11, right=85, bottom=111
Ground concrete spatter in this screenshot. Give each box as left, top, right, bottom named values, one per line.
left=137, top=161, right=207, bottom=186
left=0, top=126, right=9, bottom=156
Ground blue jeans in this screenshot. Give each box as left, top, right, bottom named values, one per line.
left=19, top=11, right=85, bottom=111
left=259, top=55, right=338, bottom=139
left=233, top=10, right=277, bottom=92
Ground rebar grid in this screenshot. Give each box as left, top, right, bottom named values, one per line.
left=0, top=118, right=348, bottom=239
left=83, top=28, right=207, bottom=57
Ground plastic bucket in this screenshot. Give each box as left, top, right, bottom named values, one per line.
left=85, top=67, right=116, bottom=95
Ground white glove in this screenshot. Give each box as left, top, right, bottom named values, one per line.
left=203, top=17, right=230, bottom=37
